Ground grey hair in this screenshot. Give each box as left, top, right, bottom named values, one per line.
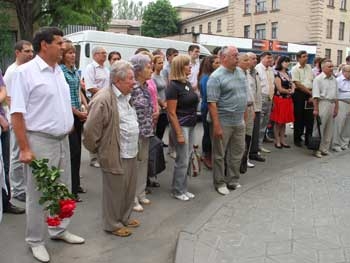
left=110, top=60, right=134, bottom=83
left=92, top=46, right=106, bottom=56
left=129, top=54, right=151, bottom=78
left=342, top=65, right=350, bottom=72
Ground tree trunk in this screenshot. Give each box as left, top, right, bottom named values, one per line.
left=15, top=0, right=34, bottom=41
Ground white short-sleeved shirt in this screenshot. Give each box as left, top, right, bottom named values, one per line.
left=83, top=60, right=109, bottom=98
left=3, top=62, right=18, bottom=98
left=112, top=85, right=139, bottom=159
left=255, top=63, right=274, bottom=96
left=337, top=74, right=350, bottom=100
left=188, top=59, right=200, bottom=88
left=10, top=55, right=74, bottom=136
left=291, top=63, right=314, bottom=89
left=312, top=72, right=338, bottom=100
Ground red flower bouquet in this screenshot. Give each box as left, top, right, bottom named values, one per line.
left=30, top=159, right=76, bottom=226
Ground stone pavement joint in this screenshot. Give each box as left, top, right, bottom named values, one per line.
left=175, top=151, right=350, bottom=263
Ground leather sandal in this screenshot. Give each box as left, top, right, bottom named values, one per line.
left=111, top=227, right=132, bottom=237
left=127, top=219, right=140, bottom=228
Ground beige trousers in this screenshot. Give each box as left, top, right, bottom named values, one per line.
left=135, top=136, right=150, bottom=201
left=332, top=100, right=350, bottom=149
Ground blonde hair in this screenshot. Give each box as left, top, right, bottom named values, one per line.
left=61, top=42, right=76, bottom=65
left=170, top=55, right=190, bottom=83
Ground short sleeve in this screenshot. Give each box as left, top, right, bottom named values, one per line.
left=166, top=81, right=179, bottom=100
left=82, top=64, right=95, bottom=90
left=206, top=75, right=221, bottom=102
left=312, top=77, right=320, bottom=98
left=10, top=70, right=29, bottom=114
left=291, top=67, right=300, bottom=82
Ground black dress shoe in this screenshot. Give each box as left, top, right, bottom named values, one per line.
left=281, top=144, right=291, bottom=148
left=275, top=144, right=283, bottom=149
left=148, top=181, right=160, bottom=187
left=249, top=155, right=266, bottom=162
left=3, top=203, right=25, bottom=214
left=77, top=186, right=87, bottom=194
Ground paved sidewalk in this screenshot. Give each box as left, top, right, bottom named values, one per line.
left=175, top=151, right=350, bottom=263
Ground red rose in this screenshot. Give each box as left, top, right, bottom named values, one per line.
left=47, top=216, right=61, bottom=226
left=58, top=199, right=76, bottom=219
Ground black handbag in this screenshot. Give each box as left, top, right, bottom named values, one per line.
left=307, top=116, right=322, bottom=150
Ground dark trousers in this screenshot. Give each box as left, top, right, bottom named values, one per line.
left=69, top=115, right=83, bottom=196
left=249, top=112, right=261, bottom=156
left=1, top=130, right=10, bottom=209
left=155, top=112, right=168, bottom=141
left=201, top=108, right=211, bottom=156
left=293, top=90, right=314, bottom=144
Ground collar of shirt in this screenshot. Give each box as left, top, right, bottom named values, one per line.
left=60, top=64, right=77, bottom=74
left=35, top=55, right=60, bottom=72
left=92, top=60, right=105, bottom=69
left=320, top=72, right=334, bottom=80
left=338, top=74, right=350, bottom=82
left=112, top=84, right=131, bottom=101
left=296, top=62, right=305, bottom=69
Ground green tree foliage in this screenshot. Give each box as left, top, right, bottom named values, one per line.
left=0, top=1, right=14, bottom=69
left=113, top=0, right=145, bottom=20
left=141, top=0, right=179, bottom=37
left=2, top=0, right=113, bottom=41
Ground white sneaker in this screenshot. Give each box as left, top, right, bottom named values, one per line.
left=168, top=152, right=176, bottom=159
left=314, top=151, right=322, bottom=158
left=31, top=245, right=50, bottom=263
left=133, top=203, right=144, bottom=212
left=247, top=160, right=255, bottom=168
left=52, top=231, right=85, bottom=244
left=332, top=146, right=342, bottom=152
left=260, top=147, right=271, bottom=153
left=321, top=150, right=329, bottom=156
left=90, top=160, right=100, bottom=168
left=216, top=185, right=230, bottom=195
left=139, top=198, right=151, bottom=205
left=185, top=192, right=195, bottom=199
left=174, top=194, right=189, bottom=201
left=341, top=145, right=349, bottom=150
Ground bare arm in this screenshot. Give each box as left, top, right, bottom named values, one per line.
left=313, top=98, right=319, bottom=117
left=293, top=81, right=312, bottom=96
left=208, top=102, right=223, bottom=139
left=11, top=113, right=35, bottom=163
left=167, top=99, right=185, bottom=144
left=0, top=85, right=7, bottom=103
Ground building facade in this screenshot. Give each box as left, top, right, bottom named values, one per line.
left=178, top=0, right=350, bottom=65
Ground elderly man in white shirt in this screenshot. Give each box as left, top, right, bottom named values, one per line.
left=83, top=46, right=110, bottom=168
left=10, top=27, right=84, bottom=263
left=332, top=65, right=350, bottom=151
left=312, top=59, right=339, bottom=158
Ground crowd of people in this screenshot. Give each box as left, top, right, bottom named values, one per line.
left=0, top=26, right=350, bottom=262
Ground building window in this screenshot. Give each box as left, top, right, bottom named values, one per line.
left=328, top=0, right=334, bottom=7
left=256, top=0, right=267, bottom=12
left=326, top=19, right=333, bottom=38
left=184, top=28, right=188, bottom=34
left=244, top=0, right=251, bottom=14
left=208, top=22, right=212, bottom=34
left=272, top=0, right=279, bottom=10
left=199, top=24, right=202, bottom=33
left=341, top=0, right=347, bottom=10
left=337, top=50, right=343, bottom=65
left=217, top=19, right=222, bottom=32
left=244, top=25, right=251, bottom=38
left=339, top=22, right=345, bottom=40
left=325, top=48, right=331, bottom=59
left=191, top=26, right=194, bottom=33
left=255, top=23, right=266, bottom=39
left=271, top=22, right=278, bottom=39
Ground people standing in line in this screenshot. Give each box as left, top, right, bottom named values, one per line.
left=270, top=56, right=295, bottom=148
left=153, top=54, right=169, bottom=146
left=312, top=59, right=339, bottom=158
left=255, top=52, right=274, bottom=154
left=207, top=46, right=247, bottom=196
left=198, top=55, right=220, bottom=169
left=108, top=51, right=121, bottom=66
left=332, top=65, right=350, bottom=152
left=129, top=54, right=154, bottom=212
left=291, top=50, right=314, bottom=147
left=83, top=60, right=140, bottom=237
left=60, top=42, right=88, bottom=202
left=166, top=55, right=199, bottom=201
left=247, top=52, right=265, bottom=163
left=237, top=53, right=255, bottom=173
left=11, top=27, right=84, bottom=263
left=188, top=44, right=201, bottom=92
left=3, top=40, right=34, bottom=203
left=83, top=46, right=109, bottom=168
left=1, top=69, right=25, bottom=215
left=161, top=48, right=179, bottom=159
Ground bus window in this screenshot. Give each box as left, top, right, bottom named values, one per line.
left=85, top=43, right=90, bottom=59
left=74, top=45, right=81, bottom=69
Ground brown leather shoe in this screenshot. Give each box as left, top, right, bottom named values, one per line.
left=127, top=219, right=140, bottom=228
left=111, top=227, right=132, bottom=237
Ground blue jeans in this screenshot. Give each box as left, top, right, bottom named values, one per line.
left=170, top=126, right=194, bottom=195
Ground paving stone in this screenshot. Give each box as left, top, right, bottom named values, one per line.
left=317, top=248, right=345, bottom=263
left=266, top=240, right=292, bottom=256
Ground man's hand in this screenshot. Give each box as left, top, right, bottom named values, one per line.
left=213, top=123, right=223, bottom=139
left=313, top=109, right=319, bottom=117
left=19, top=149, right=35, bottom=164
left=176, top=134, right=185, bottom=144
left=0, top=115, right=9, bottom=132
left=78, top=111, right=88, bottom=122
left=333, top=108, right=338, bottom=118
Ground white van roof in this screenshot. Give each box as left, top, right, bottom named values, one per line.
left=65, top=30, right=211, bottom=56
